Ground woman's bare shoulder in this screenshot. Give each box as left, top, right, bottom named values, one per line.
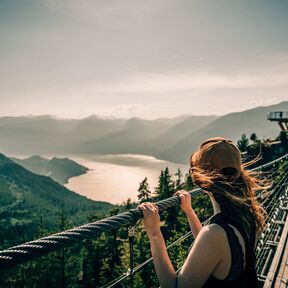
left=192, top=223, right=227, bottom=253
left=201, top=223, right=226, bottom=239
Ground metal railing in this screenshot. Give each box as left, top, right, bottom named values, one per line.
left=267, top=111, right=288, bottom=121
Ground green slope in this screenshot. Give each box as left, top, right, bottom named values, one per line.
left=11, top=155, right=88, bottom=185
left=0, top=153, right=114, bottom=248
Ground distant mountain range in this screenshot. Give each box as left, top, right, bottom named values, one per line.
left=0, top=153, right=113, bottom=247
left=157, top=101, right=288, bottom=163
left=11, top=155, right=88, bottom=185
left=0, top=101, right=286, bottom=164
left=0, top=113, right=216, bottom=156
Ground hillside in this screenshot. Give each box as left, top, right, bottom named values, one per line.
left=157, top=101, right=288, bottom=163
left=11, top=155, right=88, bottom=184
left=0, top=153, right=114, bottom=248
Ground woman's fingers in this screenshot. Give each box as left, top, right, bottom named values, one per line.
left=174, top=190, right=190, bottom=201
left=174, top=190, right=186, bottom=196
left=174, top=190, right=190, bottom=198
left=138, top=202, right=159, bottom=213
left=148, top=202, right=159, bottom=210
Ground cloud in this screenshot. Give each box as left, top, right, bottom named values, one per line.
left=43, top=0, right=164, bottom=28
left=85, top=69, right=288, bottom=94
left=110, top=103, right=149, bottom=115
left=248, top=97, right=280, bottom=106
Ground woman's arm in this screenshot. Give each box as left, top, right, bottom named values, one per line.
left=148, top=228, right=177, bottom=288
left=174, top=190, right=203, bottom=238
left=138, top=202, right=222, bottom=288
left=138, top=202, right=177, bottom=288
left=185, top=208, right=203, bottom=238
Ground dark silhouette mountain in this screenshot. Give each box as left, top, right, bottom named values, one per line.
left=157, top=101, right=288, bottom=163
left=0, top=153, right=113, bottom=247
left=11, top=155, right=88, bottom=184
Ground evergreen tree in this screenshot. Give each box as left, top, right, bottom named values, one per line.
left=154, top=170, right=165, bottom=201
left=185, top=173, right=194, bottom=191
left=125, top=198, right=133, bottom=210
left=57, top=208, right=68, bottom=288
left=250, top=132, right=258, bottom=144
left=174, top=168, right=184, bottom=191
left=237, top=133, right=249, bottom=152
left=279, top=131, right=288, bottom=153
left=137, top=177, right=152, bottom=203
left=161, top=167, right=175, bottom=200
left=158, top=168, right=182, bottom=233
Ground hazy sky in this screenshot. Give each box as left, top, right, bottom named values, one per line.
left=0, top=0, right=287, bottom=119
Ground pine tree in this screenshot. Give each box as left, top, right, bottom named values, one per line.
left=174, top=168, right=183, bottom=191
left=159, top=168, right=182, bottom=233
left=250, top=132, right=258, bottom=144
left=154, top=170, right=165, bottom=201
left=162, top=167, right=175, bottom=199
left=58, top=208, right=68, bottom=288
left=185, top=173, right=194, bottom=191
left=279, top=131, right=288, bottom=153
left=137, top=177, right=152, bottom=203
left=237, top=133, right=249, bottom=152
left=125, top=198, right=133, bottom=210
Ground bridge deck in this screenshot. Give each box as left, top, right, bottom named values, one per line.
left=263, top=201, right=288, bottom=288
left=274, top=233, right=288, bottom=288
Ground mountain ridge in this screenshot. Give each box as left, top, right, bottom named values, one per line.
left=156, top=101, right=288, bottom=163
left=0, top=101, right=286, bottom=164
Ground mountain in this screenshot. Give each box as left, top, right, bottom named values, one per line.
left=0, top=102, right=286, bottom=163
left=0, top=115, right=77, bottom=154
left=157, top=101, right=288, bottom=164
left=0, top=153, right=113, bottom=247
left=0, top=115, right=125, bottom=155
left=0, top=115, right=194, bottom=156
left=81, top=117, right=175, bottom=154
left=152, top=115, right=218, bottom=150
left=11, top=155, right=88, bottom=185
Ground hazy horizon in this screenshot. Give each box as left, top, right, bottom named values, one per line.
left=1, top=0, right=288, bottom=119
left=0, top=100, right=287, bottom=121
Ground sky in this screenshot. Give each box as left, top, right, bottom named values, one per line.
left=0, top=0, right=288, bottom=119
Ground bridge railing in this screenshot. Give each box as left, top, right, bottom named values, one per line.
left=267, top=111, right=288, bottom=121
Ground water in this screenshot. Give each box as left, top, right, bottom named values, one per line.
left=65, top=154, right=189, bottom=205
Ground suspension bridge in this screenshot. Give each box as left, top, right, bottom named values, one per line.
left=0, top=153, right=287, bottom=287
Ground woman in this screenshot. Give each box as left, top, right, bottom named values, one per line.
left=137, top=137, right=267, bottom=288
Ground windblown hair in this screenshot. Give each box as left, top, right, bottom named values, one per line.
left=190, top=155, right=269, bottom=238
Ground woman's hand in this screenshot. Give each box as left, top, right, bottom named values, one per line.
left=174, top=190, right=193, bottom=214
left=137, top=202, right=161, bottom=238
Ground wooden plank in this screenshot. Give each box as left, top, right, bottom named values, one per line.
left=263, top=215, right=288, bottom=288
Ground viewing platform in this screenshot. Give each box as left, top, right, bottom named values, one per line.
left=267, top=111, right=288, bottom=131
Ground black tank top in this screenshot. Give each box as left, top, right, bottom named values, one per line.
left=201, top=212, right=259, bottom=288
